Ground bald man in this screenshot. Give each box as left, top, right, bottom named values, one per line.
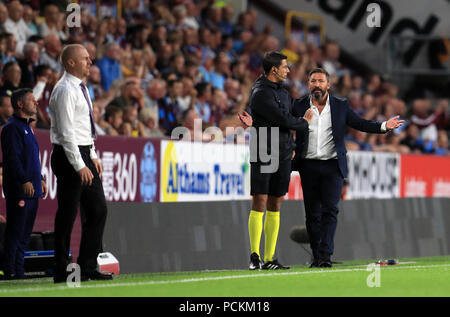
left=49, top=44, right=112, bottom=283
left=3, top=0, right=34, bottom=54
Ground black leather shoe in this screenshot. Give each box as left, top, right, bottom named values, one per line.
left=81, top=271, right=114, bottom=281
left=319, top=260, right=332, bottom=268
left=309, top=260, right=320, bottom=268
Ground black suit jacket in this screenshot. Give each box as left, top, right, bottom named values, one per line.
left=291, top=95, right=386, bottom=178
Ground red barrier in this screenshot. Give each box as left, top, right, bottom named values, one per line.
left=400, top=154, right=450, bottom=197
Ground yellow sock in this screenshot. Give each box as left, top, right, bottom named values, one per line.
left=264, top=210, right=280, bottom=262
left=248, top=210, right=264, bottom=256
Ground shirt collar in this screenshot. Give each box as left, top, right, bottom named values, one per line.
left=12, top=113, right=35, bottom=125
left=63, top=71, right=83, bottom=86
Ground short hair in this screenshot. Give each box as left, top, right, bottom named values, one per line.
left=308, top=68, right=330, bottom=82
left=195, top=82, right=210, bottom=97
left=60, top=44, right=84, bottom=68
left=104, top=105, right=123, bottom=121
left=3, top=61, right=19, bottom=73
left=35, top=64, right=51, bottom=77
left=262, top=51, right=287, bottom=74
left=167, top=79, right=182, bottom=89
left=11, top=88, right=32, bottom=112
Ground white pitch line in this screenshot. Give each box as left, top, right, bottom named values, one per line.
left=0, top=263, right=449, bottom=294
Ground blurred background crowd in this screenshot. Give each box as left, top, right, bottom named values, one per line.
left=0, top=0, right=448, bottom=155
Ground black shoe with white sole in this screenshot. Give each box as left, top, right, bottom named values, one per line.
left=262, top=259, right=290, bottom=270
left=249, top=252, right=262, bottom=270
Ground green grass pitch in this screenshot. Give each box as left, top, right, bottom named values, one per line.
left=1, top=256, right=449, bottom=297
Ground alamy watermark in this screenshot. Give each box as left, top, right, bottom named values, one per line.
left=366, top=263, right=381, bottom=288
left=366, top=3, right=381, bottom=28
left=171, top=119, right=280, bottom=173
left=66, top=263, right=81, bottom=288
left=66, top=3, right=81, bottom=28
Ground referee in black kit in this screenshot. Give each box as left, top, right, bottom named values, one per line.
left=239, top=51, right=313, bottom=270
left=49, top=44, right=112, bottom=283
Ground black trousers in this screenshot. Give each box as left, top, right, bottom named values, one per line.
left=51, top=144, right=107, bottom=275
left=3, top=198, right=38, bottom=277
left=299, top=159, right=344, bottom=261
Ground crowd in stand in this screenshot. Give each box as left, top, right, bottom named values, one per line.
left=0, top=0, right=448, bottom=156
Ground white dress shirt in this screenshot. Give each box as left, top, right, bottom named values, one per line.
left=49, top=72, right=98, bottom=171
left=305, top=95, right=387, bottom=160
left=305, top=95, right=338, bottom=160
left=4, top=18, right=34, bottom=55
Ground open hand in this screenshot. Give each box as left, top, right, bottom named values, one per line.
left=386, top=115, right=405, bottom=131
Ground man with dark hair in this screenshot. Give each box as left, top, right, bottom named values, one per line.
left=291, top=68, right=404, bottom=268
left=159, top=79, right=183, bottom=135
left=1, top=61, right=22, bottom=96
left=0, top=93, right=13, bottom=126
left=240, top=51, right=312, bottom=270
left=0, top=88, right=47, bottom=280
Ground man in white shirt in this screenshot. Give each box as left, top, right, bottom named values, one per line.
left=38, top=3, right=67, bottom=41
left=291, top=68, right=404, bottom=268
left=3, top=1, right=34, bottom=56
left=49, top=44, right=113, bottom=283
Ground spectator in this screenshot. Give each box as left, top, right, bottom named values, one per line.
left=0, top=2, right=8, bottom=33
left=162, top=52, right=185, bottom=78
left=400, top=123, right=429, bottom=153
left=209, top=88, right=228, bottom=126
left=434, top=99, right=449, bottom=130
left=114, top=17, right=127, bottom=48
left=184, top=0, right=200, bottom=30
left=281, top=38, right=301, bottom=64
left=138, top=107, right=164, bottom=138
left=102, top=105, right=123, bottom=136
left=144, top=78, right=166, bottom=121
left=108, top=79, right=144, bottom=110
left=178, top=107, right=201, bottom=141
left=178, top=76, right=196, bottom=112
left=39, top=34, right=62, bottom=74
left=209, top=52, right=231, bottom=90
left=38, top=3, right=67, bottom=41
left=22, top=4, right=38, bottom=36
left=1, top=33, right=17, bottom=67
left=96, top=42, right=123, bottom=92
left=86, top=65, right=104, bottom=101
left=0, top=61, right=22, bottom=96
left=366, top=73, right=382, bottom=96
left=4, top=0, right=34, bottom=55
left=84, top=41, right=97, bottom=64
left=335, top=73, right=352, bottom=98
left=159, top=79, right=183, bottom=135
left=410, top=99, right=438, bottom=142
left=434, top=130, right=449, bottom=155
left=18, top=42, right=40, bottom=88
left=321, top=41, right=347, bottom=80
left=92, top=103, right=106, bottom=136
left=0, top=93, right=13, bottom=126
left=122, top=105, right=145, bottom=137
left=219, top=4, right=234, bottom=36
left=194, top=81, right=212, bottom=123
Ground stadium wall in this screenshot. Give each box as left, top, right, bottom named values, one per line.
left=103, top=198, right=450, bottom=274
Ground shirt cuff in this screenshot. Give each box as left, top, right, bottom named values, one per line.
left=381, top=121, right=387, bottom=132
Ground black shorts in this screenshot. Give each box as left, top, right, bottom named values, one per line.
left=250, top=159, right=292, bottom=197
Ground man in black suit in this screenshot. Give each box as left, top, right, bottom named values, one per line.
left=291, top=68, right=404, bottom=267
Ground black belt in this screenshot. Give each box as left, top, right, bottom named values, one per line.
left=52, top=144, right=93, bottom=150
